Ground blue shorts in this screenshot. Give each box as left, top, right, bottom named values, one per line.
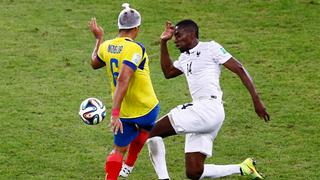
left=114, top=104, right=160, bottom=147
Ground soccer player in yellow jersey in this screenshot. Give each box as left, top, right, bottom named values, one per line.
left=88, top=3, right=159, bottom=180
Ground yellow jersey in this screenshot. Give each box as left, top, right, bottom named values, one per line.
left=97, top=37, right=158, bottom=118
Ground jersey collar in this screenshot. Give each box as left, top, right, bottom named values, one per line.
left=185, top=41, right=201, bottom=55
left=118, top=36, right=133, bottom=41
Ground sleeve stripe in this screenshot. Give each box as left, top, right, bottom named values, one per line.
left=138, top=58, right=146, bottom=70
left=124, top=39, right=146, bottom=59
left=97, top=55, right=106, bottom=65
left=123, top=60, right=137, bottom=71
left=134, top=41, right=146, bottom=57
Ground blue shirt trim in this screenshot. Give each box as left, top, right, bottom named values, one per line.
left=135, top=41, right=146, bottom=57
left=123, top=60, right=137, bottom=71
left=97, top=55, right=106, bottom=65
left=125, top=39, right=146, bottom=57
left=138, top=58, right=146, bottom=70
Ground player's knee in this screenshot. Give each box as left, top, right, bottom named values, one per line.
left=147, top=137, right=161, bottom=151
left=186, top=168, right=203, bottom=180
left=113, top=146, right=128, bottom=155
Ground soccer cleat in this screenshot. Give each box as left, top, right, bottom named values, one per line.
left=240, top=158, right=264, bottom=179
left=119, top=163, right=134, bottom=178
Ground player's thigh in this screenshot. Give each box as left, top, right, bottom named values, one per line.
left=136, top=104, right=160, bottom=131
left=114, top=121, right=139, bottom=147
left=184, top=127, right=222, bottom=158
left=123, top=104, right=160, bottom=132
left=116, top=104, right=160, bottom=145
left=169, top=100, right=224, bottom=134
left=168, top=103, right=199, bottom=133
left=149, top=115, right=176, bottom=138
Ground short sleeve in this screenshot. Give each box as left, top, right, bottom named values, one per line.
left=172, top=54, right=185, bottom=72
left=173, top=60, right=184, bottom=72
left=97, top=43, right=106, bottom=64
left=211, top=41, right=232, bottom=64
left=122, top=43, right=145, bottom=71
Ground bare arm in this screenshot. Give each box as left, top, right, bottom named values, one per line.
left=112, top=64, right=134, bottom=112
left=160, top=21, right=183, bottom=79
left=110, top=64, right=134, bottom=134
left=88, top=18, right=105, bottom=69
left=223, top=57, right=270, bottom=122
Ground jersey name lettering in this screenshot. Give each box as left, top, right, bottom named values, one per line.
left=108, top=45, right=123, bottom=54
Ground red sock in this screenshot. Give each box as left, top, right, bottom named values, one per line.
left=105, top=152, right=123, bottom=180
left=125, top=130, right=149, bottom=167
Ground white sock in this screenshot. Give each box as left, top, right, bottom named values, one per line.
left=200, top=164, right=241, bottom=179
left=147, top=137, right=170, bottom=179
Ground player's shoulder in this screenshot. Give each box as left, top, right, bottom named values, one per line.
left=99, top=39, right=114, bottom=49
left=98, top=40, right=112, bottom=56
left=100, top=39, right=109, bottom=46
left=200, top=40, right=226, bottom=53
left=125, top=39, right=146, bottom=54
left=200, top=40, right=221, bottom=47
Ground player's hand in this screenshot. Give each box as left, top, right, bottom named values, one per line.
left=88, top=17, right=104, bottom=39
left=110, top=116, right=123, bottom=135
left=253, top=99, right=270, bottom=122
left=160, top=21, right=175, bottom=41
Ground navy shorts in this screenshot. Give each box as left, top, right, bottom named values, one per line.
left=114, top=104, right=160, bottom=147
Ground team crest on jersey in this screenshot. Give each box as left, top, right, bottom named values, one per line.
left=132, top=53, right=142, bottom=64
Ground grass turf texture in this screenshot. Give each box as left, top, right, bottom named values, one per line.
left=1, top=0, right=319, bottom=179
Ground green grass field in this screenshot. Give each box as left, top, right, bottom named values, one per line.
left=1, top=0, right=319, bottom=179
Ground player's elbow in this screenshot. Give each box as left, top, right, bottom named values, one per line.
left=91, top=63, right=100, bottom=70
left=163, top=72, right=173, bottom=79
left=161, top=68, right=171, bottom=79
left=162, top=68, right=178, bottom=79
left=91, top=59, right=105, bottom=69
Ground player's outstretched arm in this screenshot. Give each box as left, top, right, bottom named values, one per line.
left=88, top=17, right=105, bottom=69
left=160, top=21, right=182, bottom=79
left=223, top=57, right=270, bottom=122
